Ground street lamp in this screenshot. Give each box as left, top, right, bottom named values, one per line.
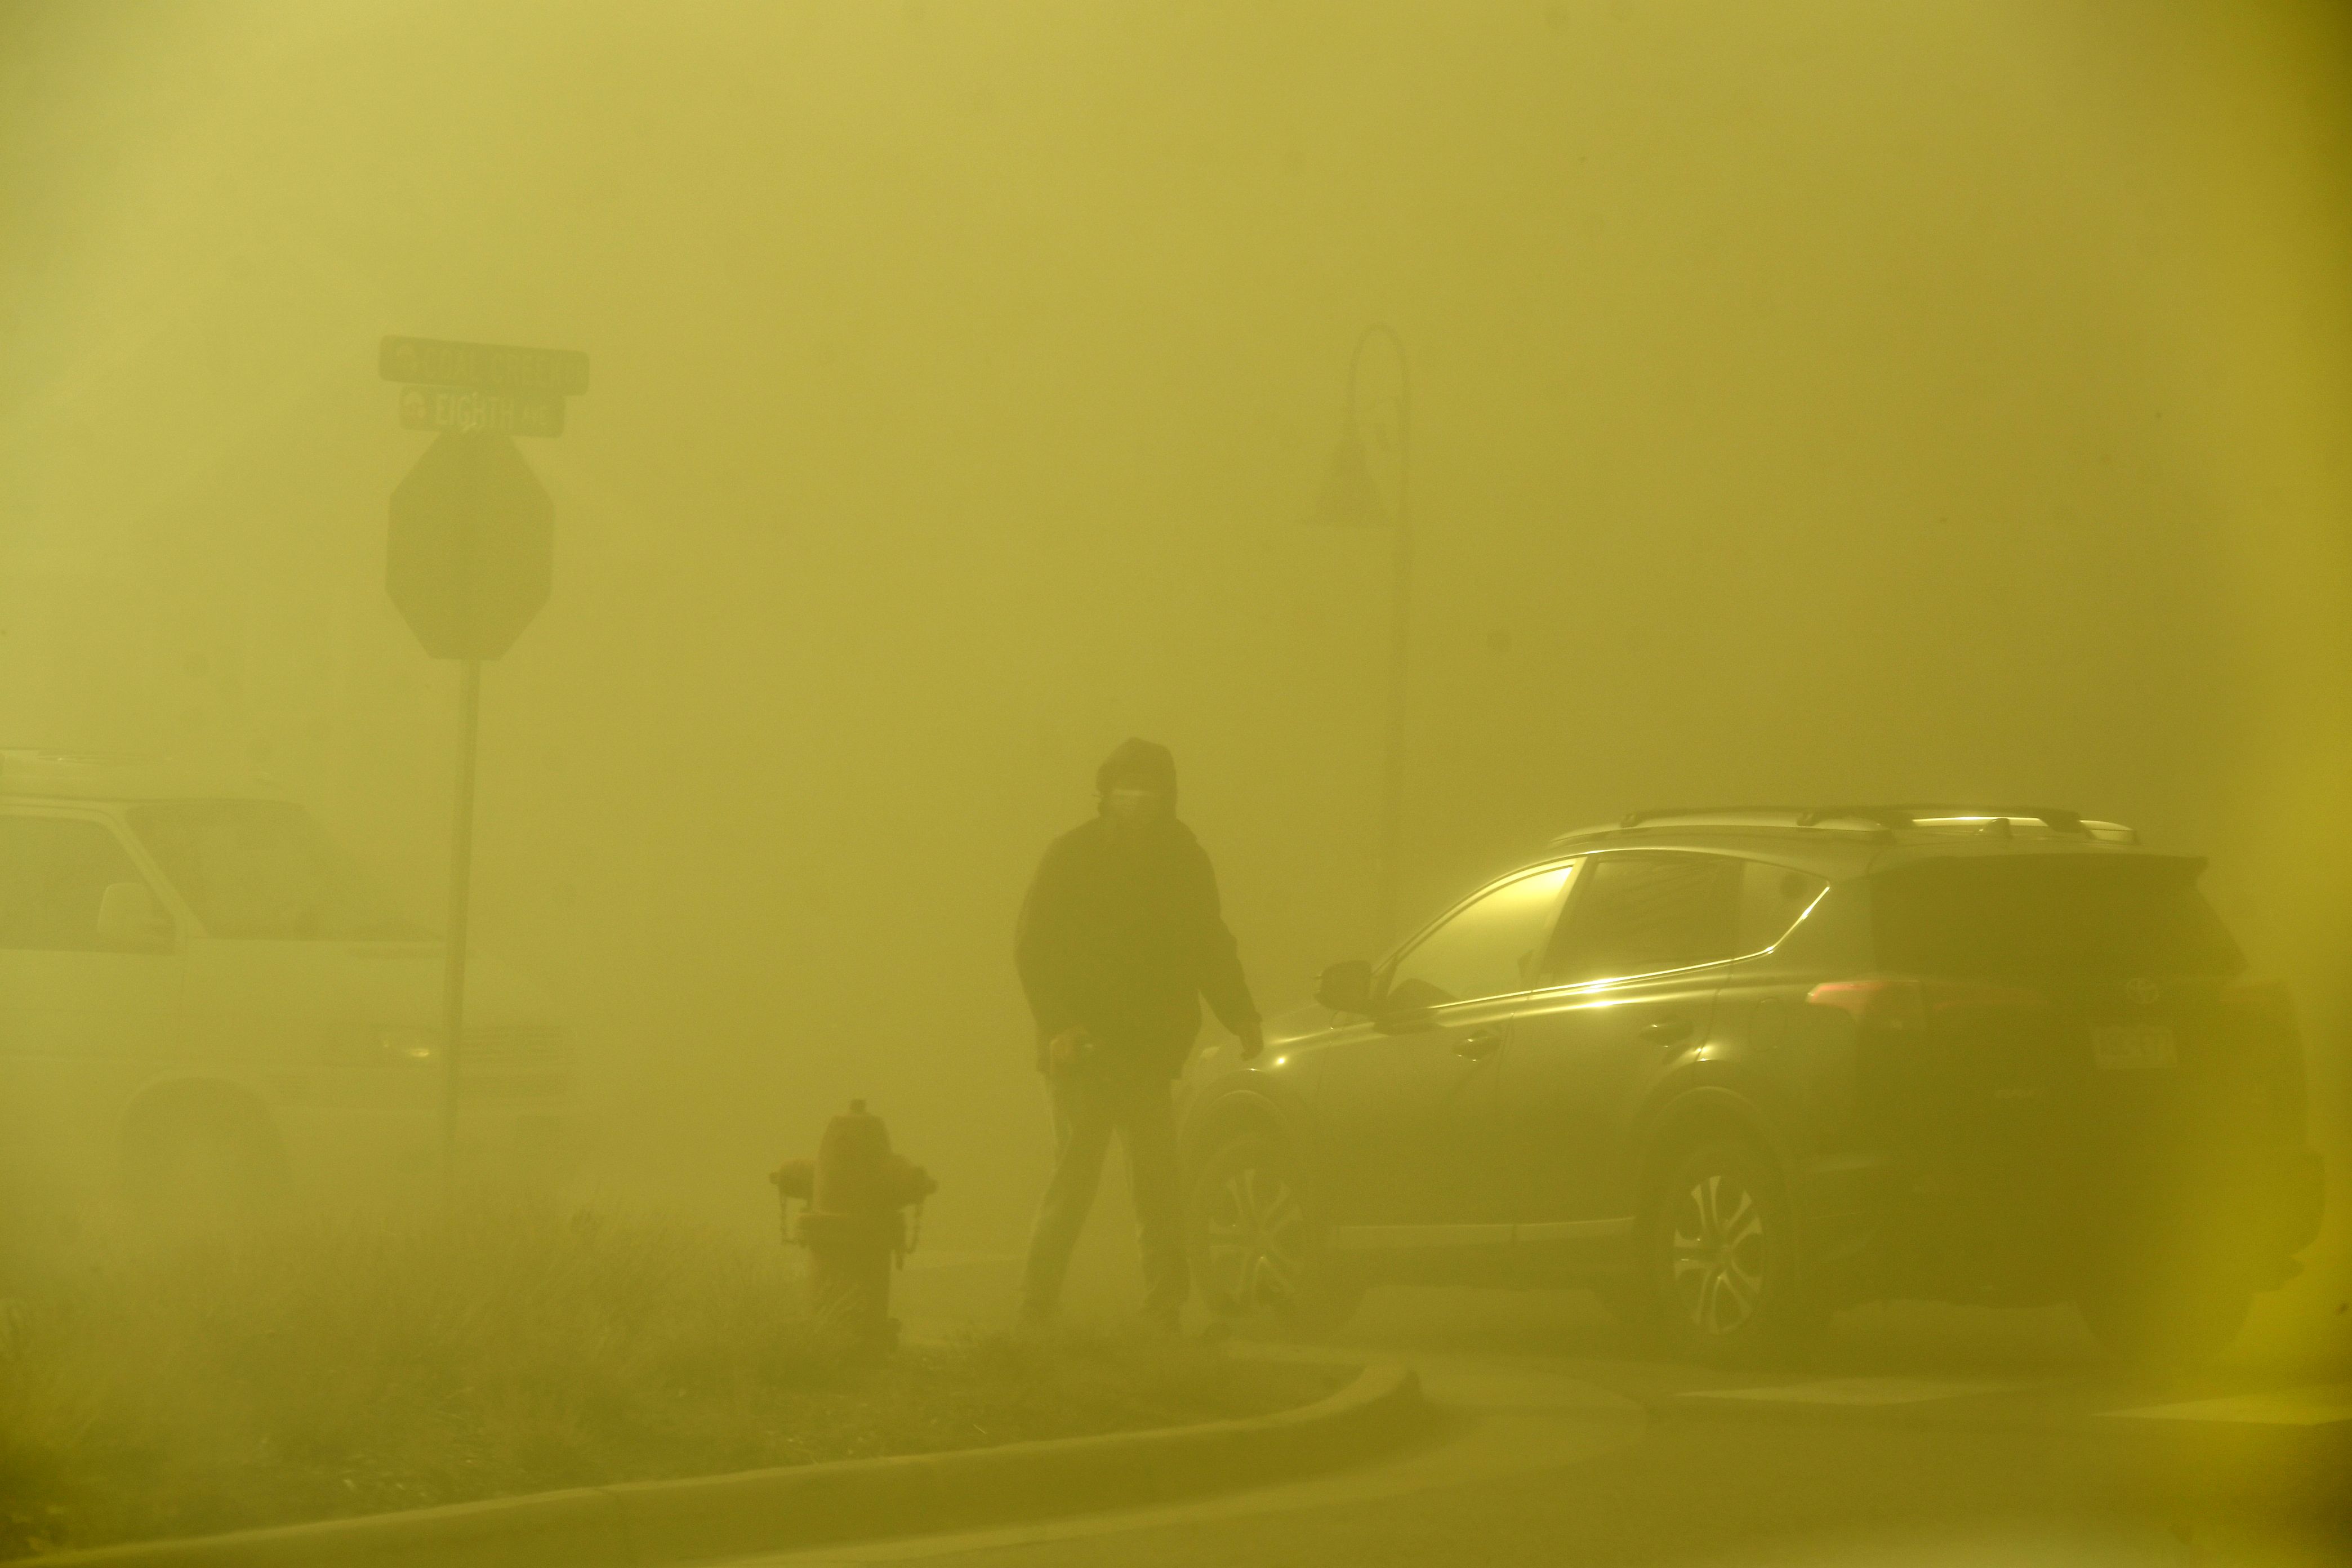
left=1311, top=324, right=1413, bottom=942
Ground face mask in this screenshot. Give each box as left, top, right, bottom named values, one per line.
left=1104, top=786, right=1166, bottom=825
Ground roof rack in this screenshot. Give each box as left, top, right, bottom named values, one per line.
left=1791, top=804, right=2094, bottom=835
left=1563, top=804, right=2137, bottom=846
left=1618, top=804, right=1874, bottom=831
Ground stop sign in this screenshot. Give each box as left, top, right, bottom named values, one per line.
left=387, top=431, right=552, bottom=660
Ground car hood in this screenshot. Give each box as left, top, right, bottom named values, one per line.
left=335, top=941, right=559, bottom=1032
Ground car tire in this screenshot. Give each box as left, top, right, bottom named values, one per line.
left=122, top=1115, right=283, bottom=1240
left=1187, top=1136, right=1361, bottom=1338
left=1643, top=1137, right=1822, bottom=1365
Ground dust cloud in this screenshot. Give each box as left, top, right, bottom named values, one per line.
left=2, top=0, right=2346, bottom=1374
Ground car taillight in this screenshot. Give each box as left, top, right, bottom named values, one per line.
left=1806, top=977, right=2044, bottom=1027
left=1806, top=978, right=1927, bottom=1030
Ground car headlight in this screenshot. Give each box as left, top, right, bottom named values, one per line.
left=380, top=1028, right=442, bottom=1062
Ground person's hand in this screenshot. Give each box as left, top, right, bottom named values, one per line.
left=1048, top=1027, right=1094, bottom=1071
left=1235, top=1018, right=1265, bottom=1063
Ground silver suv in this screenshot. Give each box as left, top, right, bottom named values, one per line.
left=1180, top=805, right=2324, bottom=1366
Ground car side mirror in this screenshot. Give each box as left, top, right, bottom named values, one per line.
left=94, top=881, right=173, bottom=951
left=1316, top=959, right=1377, bottom=1015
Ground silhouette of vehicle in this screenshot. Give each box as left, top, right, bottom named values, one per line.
left=1179, top=805, right=2323, bottom=1366
left=0, top=751, right=569, bottom=1254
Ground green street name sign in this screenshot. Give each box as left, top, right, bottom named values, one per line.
left=398, top=384, right=567, bottom=439
left=380, top=335, right=590, bottom=395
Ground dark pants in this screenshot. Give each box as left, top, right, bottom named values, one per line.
left=1022, top=1066, right=1188, bottom=1324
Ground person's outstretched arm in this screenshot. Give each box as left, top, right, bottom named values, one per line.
left=1015, top=838, right=1083, bottom=1066
left=1187, top=844, right=1262, bottom=1055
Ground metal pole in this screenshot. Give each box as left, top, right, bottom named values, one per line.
left=1349, top=326, right=1414, bottom=943
left=439, top=657, right=482, bottom=1193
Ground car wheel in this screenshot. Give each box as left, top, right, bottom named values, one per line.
left=123, top=1116, right=283, bottom=1240
left=1645, top=1138, right=1820, bottom=1365
left=1187, top=1137, right=1360, bottom=1338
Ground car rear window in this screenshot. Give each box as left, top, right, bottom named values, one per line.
left=1869, top=855, right=2243, bottom=981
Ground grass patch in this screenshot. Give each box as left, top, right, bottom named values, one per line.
left=0, top=1205, right=1331, bottom=1558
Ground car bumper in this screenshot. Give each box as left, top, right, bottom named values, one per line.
left=278, top=1102, right=577, bottom=1187
left=2264, top=1147, right=2326, bottom=1261
left=1800, top=1143, right=2325, bottom=1299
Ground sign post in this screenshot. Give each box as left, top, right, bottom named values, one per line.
left=381, top=336, right=583, bottom=1190
left=440, top=658, right=482, bottom=1189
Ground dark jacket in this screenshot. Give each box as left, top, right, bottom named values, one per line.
left=1015, top=812, right=1258, bottom=1077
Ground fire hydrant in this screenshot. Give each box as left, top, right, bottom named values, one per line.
left=770, top=1099, right=936, bottom=1352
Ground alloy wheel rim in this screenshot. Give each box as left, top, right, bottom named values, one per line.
left=1669, top=1170, right=1768, bottom=1336
left=1203, top=1163, right=1307, bottom=1310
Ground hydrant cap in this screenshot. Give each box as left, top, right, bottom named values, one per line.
left=812, top=1099, right=896, bottom=1213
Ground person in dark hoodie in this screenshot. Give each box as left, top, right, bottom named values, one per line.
left=1015, top=738, right=1261, bottom=1329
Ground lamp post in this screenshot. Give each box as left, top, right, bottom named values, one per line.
left=1312, top=324, right=1413, bottom=942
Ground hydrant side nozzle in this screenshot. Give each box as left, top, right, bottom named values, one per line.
left=770, top=1157, right=816, bottom=1201
left=879, top=1155, right=937, bottom=1206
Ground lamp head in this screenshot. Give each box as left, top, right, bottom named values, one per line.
left=1312, top=421, right=1389, bottom=530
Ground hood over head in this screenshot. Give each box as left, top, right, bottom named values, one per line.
left=1095, top=737, right=1178, bottom=811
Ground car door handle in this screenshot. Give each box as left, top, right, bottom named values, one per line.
left=1454, top=1028, right=1505, bottom=1061
left=1639, top=1018, right=1694, bottom=1046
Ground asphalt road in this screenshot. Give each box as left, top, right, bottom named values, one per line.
left=740, top=1266, right=2351, bottom=1568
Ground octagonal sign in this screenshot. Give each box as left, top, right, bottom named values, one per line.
left=387, top=431, right=553, bottom=660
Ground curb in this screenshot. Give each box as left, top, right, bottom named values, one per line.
left=35, top=1362, right=1424, bottom=1567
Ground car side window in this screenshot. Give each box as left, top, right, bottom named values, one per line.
left=1542, top=852, right=1742, bottom=985
left=1384, top=863, right=1576, bottom=1008
left=0, top=816, right=146, bottom=952
left=1738, top=862, right=1829, bottom=954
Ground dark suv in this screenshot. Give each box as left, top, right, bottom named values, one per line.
left=1177, top=806, right=2324, bottom=1364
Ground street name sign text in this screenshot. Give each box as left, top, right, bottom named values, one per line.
left=380, top=336, right=590, bottom=396
left=399, top=384, right=567, bottom=438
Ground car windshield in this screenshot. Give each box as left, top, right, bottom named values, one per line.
left=126, top=800, right=429, bottom=941
left=1870, top=854, right=2244, bottom=982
